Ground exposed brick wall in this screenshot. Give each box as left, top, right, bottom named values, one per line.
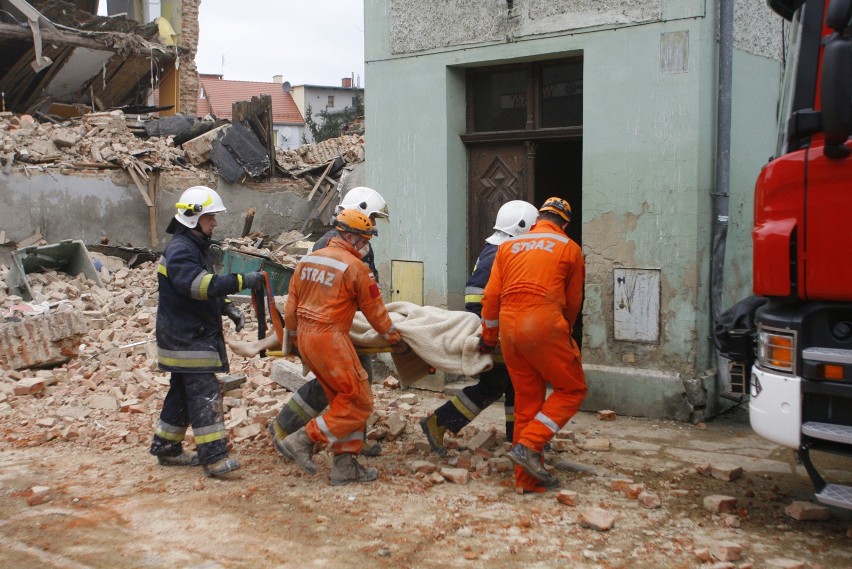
left=1, top=311, right=88, bottom=371
left=179, top=0, right=201, bottom=116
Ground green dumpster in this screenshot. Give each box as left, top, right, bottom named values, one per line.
left=211, top=245, right=294, bottom=296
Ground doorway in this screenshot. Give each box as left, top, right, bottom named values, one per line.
left=533, top=139, right=584, bottom=347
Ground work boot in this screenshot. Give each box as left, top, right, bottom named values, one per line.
left=157, top=451, right=200, bottom=467
left=507, top=443, right=552, bottom=483
left=330, top=453, right=378, bottom=486
left=281, top=428, right=318, bottom=475
left=537, top=473, right=560, bottom=490
left=203, top=457, right=240, bottom=478
left=360, top=439, right=382, bottom=457
left=268, top=422, right=292, bottom=462
left=419, top=414, right=448, bottom=457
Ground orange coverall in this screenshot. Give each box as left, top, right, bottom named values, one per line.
left=284, top=237, right=401, bottom=455
left=480, top=218, right=587, bottom=492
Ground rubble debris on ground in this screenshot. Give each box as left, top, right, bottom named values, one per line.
left=0, top=250, right=848, bottom=568
left=0, top=111, right=364, bottom=181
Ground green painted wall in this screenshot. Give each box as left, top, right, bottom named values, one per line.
left=365, top=1, right=781, bottom=419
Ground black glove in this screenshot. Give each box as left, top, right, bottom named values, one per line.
left=223, top=303, right=245, bottom=332
left=477, top=336, right=497, bottom=354
left=391, top=339, right=413, bottom=355
left=241, top=271, right=265, bottom=291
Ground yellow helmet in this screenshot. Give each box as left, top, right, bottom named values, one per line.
left=539, top=197, right=572, bottom=223
left=333, top=209, right=377, bottom=240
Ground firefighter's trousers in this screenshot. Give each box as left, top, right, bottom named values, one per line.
left=300, top=323, right=372, bottom=455
left=434, top=364, right=515, bottom=440
left=150, top=372, right=228, bottom=465
left=271, top=355, right=372, bottom=440
left=500, top=303, right=587, bottom=491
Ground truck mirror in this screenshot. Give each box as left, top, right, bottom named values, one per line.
left=826, top=0, right=852, bottom=30
left=821, top=3, right=852, bottom=159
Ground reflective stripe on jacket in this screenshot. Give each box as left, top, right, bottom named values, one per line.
left=156, top=229, right=241, bottom=372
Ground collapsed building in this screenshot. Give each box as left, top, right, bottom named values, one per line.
left=0, top=0, right=361, bottom=253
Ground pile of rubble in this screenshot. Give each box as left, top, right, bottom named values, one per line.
left=0, top=110, right=365, bottom=179
left=0, top=253, right=520, bottom=476
left=0, top=111, right=190, bottom=175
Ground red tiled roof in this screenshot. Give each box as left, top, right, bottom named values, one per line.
left=198, top=77, right=304, bottom=124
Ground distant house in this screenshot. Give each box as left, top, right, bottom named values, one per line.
left=197, top=74, right=306, bottom=149
left=289, top=77, right=365, bottom=143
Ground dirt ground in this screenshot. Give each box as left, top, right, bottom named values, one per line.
left=2, top=386, right=852, bottom=569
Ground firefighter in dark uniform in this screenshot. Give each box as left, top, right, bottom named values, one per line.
left=150, top=186, right=265, bottom=478
left=268, top=187, right=389, bottom=459
left=420, top=200, right=539, bottom=455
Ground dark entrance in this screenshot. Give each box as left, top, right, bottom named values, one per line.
left=463, top=56, right=584, bottom=345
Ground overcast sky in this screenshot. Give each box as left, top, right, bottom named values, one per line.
left=195, top=0, right=366, bottom=87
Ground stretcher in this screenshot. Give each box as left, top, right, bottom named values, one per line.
left=250, top=272, right=504, bottom=364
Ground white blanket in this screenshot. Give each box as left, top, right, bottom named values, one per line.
left=350, top=301, right=493, bottom=385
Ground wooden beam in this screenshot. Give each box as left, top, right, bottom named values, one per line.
left=307, top=161, right=334, bottom=201
left=241, top=208, right=256, bottom=237
left=0, top=22, right=175, bottom=54
left=127, top=166, right=153, bottom=208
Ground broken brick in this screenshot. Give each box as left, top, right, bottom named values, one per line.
left=440, top=467, right=469, bottom=484
left=27, top=485, right=52, bottom=506
left=710, top=464, right=743, bottom=482
left=710, top=540, right=743, bottom=562
left=704, top=495, right=738, bottom=513
left=578, top=507, right=615, bottom=531
left=784, top=501, right=831, bottom=521
left=556, top=490, right=578, bottom=506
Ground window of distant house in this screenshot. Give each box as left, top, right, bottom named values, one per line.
left=200, top=87, right=206, bottom=99
left=328, top=95, right=335, bottom=108
left=467, top=57, right=583, bottom=133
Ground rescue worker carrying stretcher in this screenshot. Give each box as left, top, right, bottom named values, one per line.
left=277, top=209, right=412, bottom=485
left=150, top=186, right=266, bottom=478
left=420, top=200, right=539, bottom=455
left=479, top=197, right=587, bottom=493
left=268, top=187, right=388, bottom=458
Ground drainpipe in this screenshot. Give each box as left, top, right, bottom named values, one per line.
left=711, top=0, right=735, bottom=398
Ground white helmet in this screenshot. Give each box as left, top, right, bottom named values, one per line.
left=486, top=200, right=538, bottom=245
left=174, top=186, right=226, bottom=229
left=334, top=186, right=389, bottom=221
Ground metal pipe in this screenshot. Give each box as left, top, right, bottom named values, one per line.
left=711, top=0, right=734, bottom=326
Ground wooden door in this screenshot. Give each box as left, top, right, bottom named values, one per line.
left=467, top=143, right=532, bottom=271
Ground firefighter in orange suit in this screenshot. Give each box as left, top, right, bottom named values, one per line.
left=278, top=209, right=411, bottom=485
left=479, top=197, right=587, bottom=493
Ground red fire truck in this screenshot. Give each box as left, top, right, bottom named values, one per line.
left=741, top=0, right=852, bottom=510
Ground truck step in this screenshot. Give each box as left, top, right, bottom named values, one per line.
left=815, top=484, right=852, bottom=510
left=802, top=421, right=852, bottom=444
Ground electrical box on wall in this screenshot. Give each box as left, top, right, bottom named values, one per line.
left=391, top=260, right=424, bottom=305
left=613, top=268, right=660, bottom=343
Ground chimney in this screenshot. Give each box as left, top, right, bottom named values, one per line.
left=272, top=75, right=283, bottom=84
left=342, top=77, right=352, bottom=88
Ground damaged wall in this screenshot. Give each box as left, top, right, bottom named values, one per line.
left=178, top=0, right=199, bottom=115
left=366, top=0, right=783, bottom=420
left=0, top=171, right=315, bottom=249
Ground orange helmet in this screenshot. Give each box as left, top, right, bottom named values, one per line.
left=539, top=197, right=572, bottom=223
left=333, top=209, right=377, bottom=240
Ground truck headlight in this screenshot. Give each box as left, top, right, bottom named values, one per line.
left=757, top=327, right=796, bottom=373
